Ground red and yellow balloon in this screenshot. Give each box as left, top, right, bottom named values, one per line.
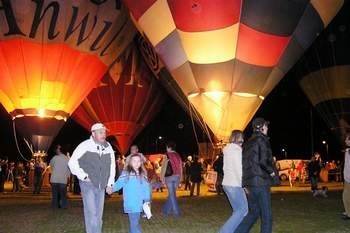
left=0, top=0, right=135, bottom=152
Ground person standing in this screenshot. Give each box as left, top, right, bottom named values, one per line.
left=342, top=133, right=350, bottom=220
left=189, top=157, right=202, bottom=197
left=213, top=153, right=224, bottom=194
left=219, top=130, right=247, bottom=233
left=160, top=141, right=182, bottom=216
left=33, top=157, right=46, bottom=194
left=0, top=157, right=8, bottom=193
left=49, top=145, right=70, bottom=209
left=308, top=154, right=321, bottom=193
left=68, top=123, right=116, bottom=233
left=108, top=153, right=151, bottom=233
left=184, top=156, right=192, bottom=191
left=235, top=118, right=276, bottom=233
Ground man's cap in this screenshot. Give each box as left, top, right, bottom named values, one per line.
left=91, top=123, right=108, bottom=132
left=252, top=117, right=269, bottom=129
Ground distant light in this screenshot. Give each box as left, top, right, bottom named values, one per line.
left=322, top=140, right=326, bottom=144
left=282, top=149, right=285, bottom=152
left=258, top=95, right=265, bottom=100
left=158, top=136, right=162, bottom=140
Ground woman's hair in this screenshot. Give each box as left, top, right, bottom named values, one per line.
left=125, top=154, right=147, bottom=177
left=166, top=141, right=176, bottom=150
left=229, top=130, right=244, bottom=144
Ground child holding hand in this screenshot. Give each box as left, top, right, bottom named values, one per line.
left=109, top=153, right=151, bottom=233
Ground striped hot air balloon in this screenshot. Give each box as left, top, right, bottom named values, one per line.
left=123, top=0, right=343, bottom=141
left=300, top=2, right=350, bottom=143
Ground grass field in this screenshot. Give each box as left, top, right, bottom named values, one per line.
left=0, top=190, right=350, bottom=233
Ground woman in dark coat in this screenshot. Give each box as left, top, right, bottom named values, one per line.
left=189, top=157, right=202, bottom=196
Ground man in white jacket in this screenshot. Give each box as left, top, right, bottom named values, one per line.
left=68, top=123, right=115, bottom=233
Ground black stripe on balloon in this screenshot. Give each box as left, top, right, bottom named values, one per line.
left=241, top=0, right=309, bottom=36
left=294, top=3, right=324, bottom=50
left=189, top=59, right=272, bottom=94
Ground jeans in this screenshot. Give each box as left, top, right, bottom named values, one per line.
left=235, top=186, right=272, bottom=233
left=128, top=212, right=141, bottom=233
left=79, top=180, right=105, bottom=233
left=219, top=186, right=248, bottom=233
left=51, top=183, right=68, bottom=208
left=163, top=175, right=180, bottom=216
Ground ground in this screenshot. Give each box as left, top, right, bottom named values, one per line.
left=0, top=182, right=349, bottom=233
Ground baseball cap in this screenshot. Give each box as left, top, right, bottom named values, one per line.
left=91, top=123, right=108, bottom=132
left=252, top=117, right=269, bottom=130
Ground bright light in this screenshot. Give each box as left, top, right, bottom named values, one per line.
left=188, top=92, right=200, bottom=98
left=38, top=109, right=45, bottom=118
left=158, top=136, right=162, bottom=140
left=234, top=92, right=257, bottom=98
left=282, top=149, right=285, bottom=152
left=322, top=140, right=327, bottom=144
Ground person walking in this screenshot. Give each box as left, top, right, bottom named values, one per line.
left=160, top=141, right=182, bottom=216
left=49, top=145, right=70, bottom=209
left=235, top=118, right=276, bottom=233
left=189, top=157, right=202, bottom=197
left=68, top=123, right=116, bottom=233
left=219, top=130, right=248, bottom=233
left=342, top=133, right=350, bottom=220
left=108, top=153, right=151, bottom=233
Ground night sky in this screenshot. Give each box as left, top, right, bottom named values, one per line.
left=1, top=2, right=349, bottom=163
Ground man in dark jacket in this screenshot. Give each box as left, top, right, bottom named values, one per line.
left=235, top=117, right=276, bottom=233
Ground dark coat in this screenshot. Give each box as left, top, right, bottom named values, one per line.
left=242, top=132, right=274, bottom=187
left=189, top=162, right=202, bottom=183
left=308, top=160, right=321, bottom=177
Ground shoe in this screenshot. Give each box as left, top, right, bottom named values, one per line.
left=342, top=215, right=350, bottom=220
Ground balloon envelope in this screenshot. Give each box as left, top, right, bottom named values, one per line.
left=0, top=0, right=135, bottom=151
left=124, top=0, right=343, bottom=141
left=300, top=4, right=350, bottom=142
left=73, top=43, right=164, bottom=154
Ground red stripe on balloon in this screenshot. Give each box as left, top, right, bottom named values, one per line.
left=124, top=0, right=157, bottom=21
left=236, top=24, right=290, bottom=67
left=168, top=0, right=241, bottom=32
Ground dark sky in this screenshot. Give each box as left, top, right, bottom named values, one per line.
left=1, top=2, right=349, bottom=162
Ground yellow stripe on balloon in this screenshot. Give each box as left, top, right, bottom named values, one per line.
left=178, top=24, right=239, bottom=64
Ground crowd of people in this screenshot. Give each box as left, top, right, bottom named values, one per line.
left=1, top=120, right=350, bottom=233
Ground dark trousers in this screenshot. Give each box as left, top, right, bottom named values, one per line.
left=310, top=176, right=318, bottom=191
left=51, top=183, right=68, bottom=208
left=235, top=186, right=272, bottom=233
left=190, top=182, right=201, bottom=196
left=184, top=175, right=191, bottom=190
left=216, top=173, right=224, bottom=194
left=33, top=174, right=43, bottom=194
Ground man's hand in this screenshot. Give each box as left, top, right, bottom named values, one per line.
left=106, top=186, right=113, bottom=195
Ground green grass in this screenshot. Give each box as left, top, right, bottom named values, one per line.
left=1, top=191, right=350, bottom=233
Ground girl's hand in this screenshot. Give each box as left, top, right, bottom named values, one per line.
left=106, top=186, right=113, bottom=195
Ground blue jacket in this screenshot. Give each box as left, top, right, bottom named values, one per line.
left=113, top=170, right=151, bottom=213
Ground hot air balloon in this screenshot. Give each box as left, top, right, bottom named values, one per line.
left=123, top=0, right=343, bottom=141
left=0, top=0, right=135, bottom=154
left=72, top=43, right=164, bottom=155
left=300, top=2, right=350, bottom=143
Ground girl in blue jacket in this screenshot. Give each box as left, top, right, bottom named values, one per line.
left=112, top=153, right=151, bottom=233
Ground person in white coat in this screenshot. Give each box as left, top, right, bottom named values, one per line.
left=219, top=130, right=248, bottom=233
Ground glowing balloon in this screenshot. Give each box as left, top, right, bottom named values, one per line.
left=0, top=0, right=135, bottom=151
left=124, top=0, right=343, bottom=141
